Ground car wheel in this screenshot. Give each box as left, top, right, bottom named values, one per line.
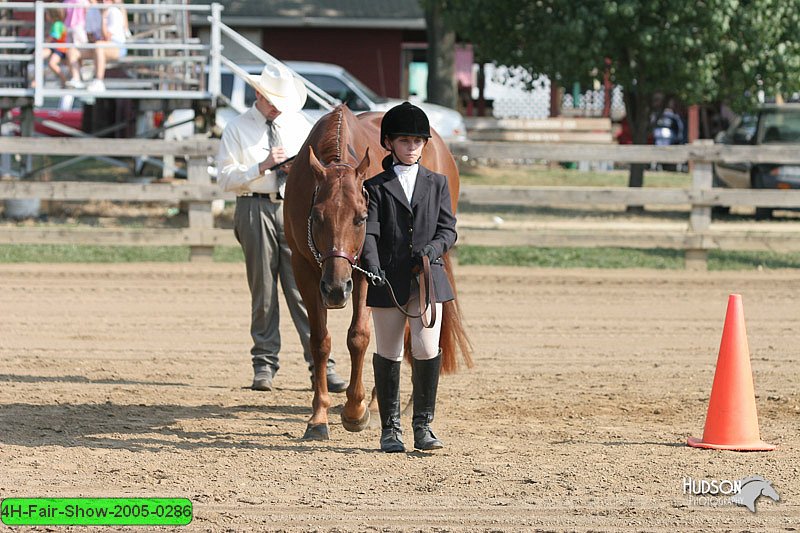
left=755, top=207, right=774, bottom=220
left=711, top=167, right=730, bottom=216
left=752, top=172, right=774, bottom=220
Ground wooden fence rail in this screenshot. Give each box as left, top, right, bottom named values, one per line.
left=2, top=137, right=800, bottom=268
left=0, top=137, right=230, bottom=260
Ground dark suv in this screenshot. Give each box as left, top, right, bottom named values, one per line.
left=713, top=103, right=800, bottom=219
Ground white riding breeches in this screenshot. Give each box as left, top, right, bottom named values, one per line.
left=371, top=289, right=442, bottom=362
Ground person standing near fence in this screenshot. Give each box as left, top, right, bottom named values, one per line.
left=216, top=62, right=347, bottom=393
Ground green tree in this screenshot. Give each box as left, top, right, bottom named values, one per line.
left=442, top=0, right=800, bottom=187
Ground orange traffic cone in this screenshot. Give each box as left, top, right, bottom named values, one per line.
left=688, top=294, right=775, bottom=451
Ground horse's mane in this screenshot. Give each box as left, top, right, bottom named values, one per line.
left=314, top=105, right=349, bottom=166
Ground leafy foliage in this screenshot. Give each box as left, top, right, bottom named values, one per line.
left=442, top=0, right=800, bottom=124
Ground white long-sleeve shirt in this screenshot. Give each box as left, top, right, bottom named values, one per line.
left=216, top=106, right=313, bottom=195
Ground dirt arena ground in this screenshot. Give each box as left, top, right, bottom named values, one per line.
left=1, top=262, right=798, bottom=531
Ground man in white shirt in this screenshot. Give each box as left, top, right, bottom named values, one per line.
left=217, top=62, right=346, bottom=393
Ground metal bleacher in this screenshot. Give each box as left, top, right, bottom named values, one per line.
left=0, top=1, right=229, bottom=180
left=0, top=0, right=337, bottom=182
left=0, top=0, right=336, bottom=117
left=0, top=1, right=221, bottom=107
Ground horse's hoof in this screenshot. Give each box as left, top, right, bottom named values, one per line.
left=341, top=407, right=370, bottom=433
left=302, top=423, right=330, bottom=440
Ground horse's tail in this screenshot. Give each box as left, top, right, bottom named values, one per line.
left=402, top=254, right=473, bottom=373
left=439, top=253, right=474, bottom=374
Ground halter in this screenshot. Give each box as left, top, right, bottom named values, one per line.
left=305, top=162, right=437, bottom=328
left=306, top=164, right=369, bottom=269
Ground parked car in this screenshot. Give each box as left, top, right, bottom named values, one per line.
left=213, top=61, right=467, bottom=142
left=6, top=96, right=83, bottom=137
left=713, top=103, right=800, bottom=219
left=289, top=61, right=467, bottom=141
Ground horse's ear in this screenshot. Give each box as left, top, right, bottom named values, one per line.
left=308, top=146, right=326, bottom=181
left=356, top=147, right=371, bottom=182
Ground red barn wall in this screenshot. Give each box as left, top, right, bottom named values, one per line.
left=262, top=28, right=409, bottom=98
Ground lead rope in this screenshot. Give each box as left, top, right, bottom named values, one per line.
left=306, top=184, right=436, bottom=328
left=355, top=256, right=437, bottom=328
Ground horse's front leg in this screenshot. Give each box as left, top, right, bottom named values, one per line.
left=293, top=259, right=332, bottom=441
left=341, top=272, right=371, bottom=432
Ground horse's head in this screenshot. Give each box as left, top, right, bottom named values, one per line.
left=307, top=146, right=371, bottom=309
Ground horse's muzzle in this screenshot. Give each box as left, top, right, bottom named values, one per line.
left=320, top=277, right=353, bottom=309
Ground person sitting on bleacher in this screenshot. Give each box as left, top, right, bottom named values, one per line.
left=85, top=0, right=102, bottom=42
left=42, top=7, right=68, bottom=87
left=66, top=0, right=127, bottom=92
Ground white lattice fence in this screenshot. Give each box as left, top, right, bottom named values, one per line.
left=474, top=63, right=626, bottom=120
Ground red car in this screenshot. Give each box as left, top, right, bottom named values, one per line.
left=9, top=96, right=83, bottom=137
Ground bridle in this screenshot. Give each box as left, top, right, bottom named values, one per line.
left=306, top=163, right=368, bottom=270
left=306, top=162, right=437, bottom=328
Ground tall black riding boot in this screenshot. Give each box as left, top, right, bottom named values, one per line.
left=412, top=353, right=444, bottom=450
left=373, top=353, right=405, bottom=453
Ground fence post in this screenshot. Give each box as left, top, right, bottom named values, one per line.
left=186, top=146, right=214, bottom=262
left=34, top=2, right=45, bottom=107
left=208, top=3, right=222, bottom=99
left=686, top=140, right=713, bottom=270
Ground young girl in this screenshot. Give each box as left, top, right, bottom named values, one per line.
left=361, top=102, right=457, bottom=453
left=42, top=8, right=68, bottom=86
left=68, top=0, right=127, bottom=92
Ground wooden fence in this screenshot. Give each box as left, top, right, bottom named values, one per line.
left=450, top=141, right=800, bottom=269
left=465, top=117, right=613, bottom=144
left=2, top=137, right=800, bottom=268
left=0, top=137, right=229, bottom=260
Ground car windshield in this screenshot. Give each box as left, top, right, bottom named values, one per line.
left=244, top=84, right=256, bottom=108
left=759, top=109, right=800, bottom=144
left=340, top=70, right=388, bottom=104
left=293, top=68, right=388, bottom=111
left=722, top=113, right=757, bottom=144
left=296, top=73, right=367, bottom=111
left=221, top=73, right=234, bottom=101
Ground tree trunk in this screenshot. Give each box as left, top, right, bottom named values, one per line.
left=425, top=1, right=456, bottom=108
left=625, top=86, right=653, bottom=212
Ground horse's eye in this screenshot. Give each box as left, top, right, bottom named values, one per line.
left=311, top=210, right=323, bottom=224
left=355, top=214, right=367, bottom=226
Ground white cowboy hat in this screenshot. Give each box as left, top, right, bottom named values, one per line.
left=247, top=62, right=307, bottom=113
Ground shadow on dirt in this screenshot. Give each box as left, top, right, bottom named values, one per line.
left=0, top=374, right=187, bottom=387
left=0, top=396, right=370, bottom=454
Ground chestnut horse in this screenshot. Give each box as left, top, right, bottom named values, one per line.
left=284, top=105, right=472, bottom=440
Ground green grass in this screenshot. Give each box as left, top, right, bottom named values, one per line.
left=459, top=165, right=690, bottom=188
left=456, top=246, right=685, bottom=269
left=3, top=244, right=800, bottom=271
left=0, top=244, right=241, bottom=263
left=456, top=245, right=800, bottom=271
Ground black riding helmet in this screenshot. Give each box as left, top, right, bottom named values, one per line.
left=380, top=101, right=431, bottom=150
